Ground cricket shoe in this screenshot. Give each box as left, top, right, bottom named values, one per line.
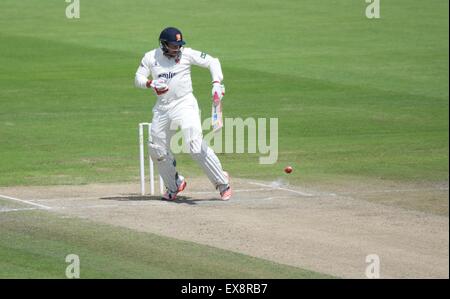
left=219, top=171, right=232, bottom=201
left=162, top=175, right=187, bottom=200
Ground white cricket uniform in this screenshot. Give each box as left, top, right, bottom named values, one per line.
left=135, top=47, right=228, bottom=193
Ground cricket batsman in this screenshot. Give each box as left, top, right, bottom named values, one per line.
left=135, top=27, right=232, bottom=200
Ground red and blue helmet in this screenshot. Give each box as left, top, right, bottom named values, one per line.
left=159, top=27, right=186, bottom=58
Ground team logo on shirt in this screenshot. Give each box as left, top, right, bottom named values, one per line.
left=200, top=52, right=207, bottom=59
left=158, top=72, right=177, bottom=79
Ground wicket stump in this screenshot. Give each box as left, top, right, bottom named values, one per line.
left=139, top=122, right=164, bottom=196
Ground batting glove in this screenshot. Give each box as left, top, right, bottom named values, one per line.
left=147, top=78, right=169, bottom=95
left=212, top=81, right=225, bottom=103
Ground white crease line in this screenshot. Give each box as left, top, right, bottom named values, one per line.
left=339, top=187, right=449, bottom=195
left=54, top=204, right=120, bottom=209
left=28, top=195, right=122, bottom=202
left=59, top=186, right=447, bottom=201
left=0, top=194, right=52, bottom=209
left=28, top=189, right=276, bottom=201
left=248, top=182, right=313, bottom=197
left=0, top=207, right=40, bottom=213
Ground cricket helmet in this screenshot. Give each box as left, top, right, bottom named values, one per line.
left=159, top=27, right=186, bottom=58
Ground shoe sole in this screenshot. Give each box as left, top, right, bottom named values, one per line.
left=221, top=192, right=232, bottom=201
left=221, top=172, right=232, bottom=200
left=162, top=180, right=187, bottom=200
left=178, top=180, right=187, bottom=193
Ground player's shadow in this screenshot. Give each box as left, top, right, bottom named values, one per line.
left=100, top=195, right=222, bottom=205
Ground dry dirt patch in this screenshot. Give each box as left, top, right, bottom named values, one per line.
left=0, top=178, right=448, bottom=278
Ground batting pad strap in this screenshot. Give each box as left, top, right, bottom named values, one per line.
left=148, top=142, right=167, bottom=161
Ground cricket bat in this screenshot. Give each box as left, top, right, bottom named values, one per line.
left=211, top=91, right=223, bottom=133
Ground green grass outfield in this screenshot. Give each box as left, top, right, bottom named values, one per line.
left=0, top=210, right=332, bottom=278
left=0, top=0, right=447, bottom=187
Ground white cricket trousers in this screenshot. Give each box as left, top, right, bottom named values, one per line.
left=149, top=93, right=228, bottom=193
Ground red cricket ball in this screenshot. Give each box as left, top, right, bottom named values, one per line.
left=284, top=166, right=293, bottom=174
